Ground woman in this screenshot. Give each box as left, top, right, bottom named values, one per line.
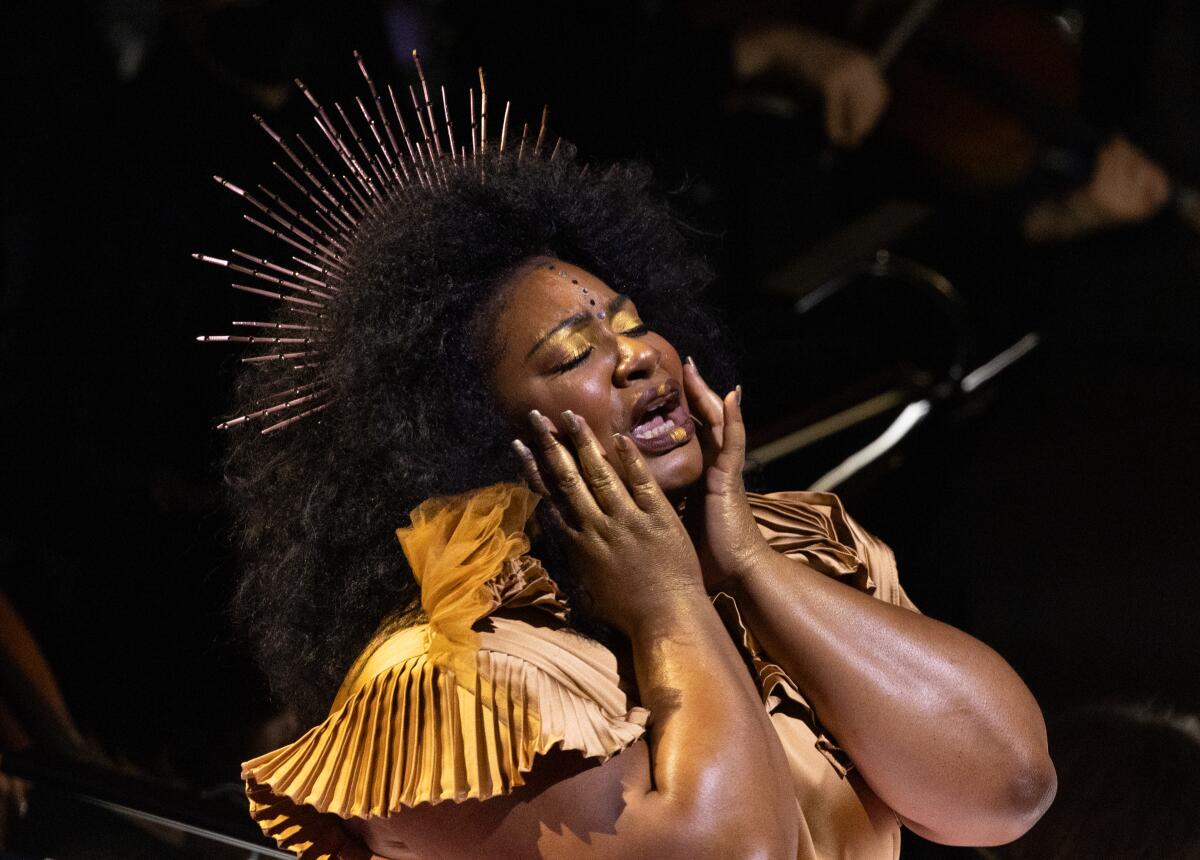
left=209, top=56, right=1056, bottom=859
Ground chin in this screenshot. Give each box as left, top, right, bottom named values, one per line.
left=646, top=437, right=704, bottom=499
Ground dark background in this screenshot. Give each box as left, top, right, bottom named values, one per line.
left=2, top=0, right=1198, bottom=856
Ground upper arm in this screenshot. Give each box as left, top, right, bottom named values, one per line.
left=354, top=740, right=680, bottom=859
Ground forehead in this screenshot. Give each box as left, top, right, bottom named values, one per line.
left=497, top=259, right=619, bottom=335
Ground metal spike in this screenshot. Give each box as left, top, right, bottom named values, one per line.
left=354, top=51, right=404, bottom=165
left=230, top=282, right=325, bottom=309
left=260, top=401, right=330, bottom=435
left=387, top=83, right=422, bottom=179
left=477, top=68, right=488, bottom=154
left=213, top=176, right=342, bottom=260
left=217, top=389, right=328, bottom=430
left=499, top=101, right=511, bottom=153
left=291, top=256, right=345, bottom=282
left=469, top=89, right=477, bottom=159
left=271, top=162, right=354, bottom=235
left=242, top=380, right=324, bottom=408
left=297, top=133, right=368, bottom=219
left=242, top=215, right=346, bottom=275
left=231, top=321, right=329, bottom=332
left=198, top=335, right=322, bottom=345
left=256, top=182, right=347, bottom=252
left=281, top=306, right=325, bottom=319
left=534, top=105, right=549, bottom=155
left=335, top=101, right=388, bottom=188
left=295, top=78, right=377, bottom=195
left=314, top=114, right=377, bottom=203
left=240, top=350, right=321, bottom=364
left=357, top=95, right=407, bottom=186
left=230, top=248, right=335, bottom=292
left=411, top=50, right=443, bottom=158
left=194, top=253, right=334, bottom=301
left=441, top=85, right=457, bottom=162
left=409, top=87, right=440, bottom=176
left=253, top=114, right=356, bottom=226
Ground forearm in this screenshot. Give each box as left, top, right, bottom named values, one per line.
left=729, top=550, right=1054, bottom=845
left=627, top=586, right=798, bottom=856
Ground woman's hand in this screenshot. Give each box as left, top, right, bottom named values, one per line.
left=512, top=409, right=705, bottom=634
left=681, top=360, right=771, bottom=593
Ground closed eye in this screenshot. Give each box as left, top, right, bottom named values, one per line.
left=550, top=347, right=594, bottom=375
left=618, top=324, right=650, bottom=337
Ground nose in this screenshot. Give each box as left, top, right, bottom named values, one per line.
left=613, top=334, right=660, bottom=385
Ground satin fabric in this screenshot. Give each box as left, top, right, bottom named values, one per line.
left=242, top=484, right=914, bottom=859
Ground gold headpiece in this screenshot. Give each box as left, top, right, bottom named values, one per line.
left=195, top=51, right=559, bottom=434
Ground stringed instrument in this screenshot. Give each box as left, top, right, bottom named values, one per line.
left=860, top=0, right=1200, bottom=233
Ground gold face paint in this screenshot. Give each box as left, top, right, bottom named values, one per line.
left=610, top=304, right=645, bottom=335
left=537, top=325, right=592, bottom=367
left=530, top=297, right=646, bottom=370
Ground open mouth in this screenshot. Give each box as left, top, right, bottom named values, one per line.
left=629, top=381, right=696, bottom=454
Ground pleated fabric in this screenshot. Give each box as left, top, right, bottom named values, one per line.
left=241, top=486, right=914, bottom=859
left=243, top=620, right=648, bottom=802
left=745, top=490, right=918, bottom=613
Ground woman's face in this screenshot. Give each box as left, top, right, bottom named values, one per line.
left=488, top=256, right=704, bottom=497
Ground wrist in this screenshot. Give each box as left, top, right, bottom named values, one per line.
left=620, top=584, right=714, bottom=639
left=719, top=537, right=777, bottom=594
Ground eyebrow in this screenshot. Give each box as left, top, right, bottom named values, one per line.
left=525, top=294, right=630, bottom=359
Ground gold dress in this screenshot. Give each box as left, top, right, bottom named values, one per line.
left=242, top=483, right=918, bottom=859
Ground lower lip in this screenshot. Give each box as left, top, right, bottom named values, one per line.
left=631, top=402, right=696, bottom=455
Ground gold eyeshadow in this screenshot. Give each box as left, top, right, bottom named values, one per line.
left=610, top=304, right=645, bottom=334
left=530, top=299, right=648, bottom=371
left=539, top=326, right=593, bottom=366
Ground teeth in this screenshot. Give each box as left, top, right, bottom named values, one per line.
left=634, top=418, right=677, bottom=440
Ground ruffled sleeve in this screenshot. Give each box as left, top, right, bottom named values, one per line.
left=747, top=490, right=918, bottom=612
left=241, top=482, right=646, bottom=859
left=242, top=620, right=648, bottom=857
left=712, top=490, right=919, bottom=777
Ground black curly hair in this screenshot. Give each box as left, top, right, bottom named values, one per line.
left=226, top=146, right=734, bottom=726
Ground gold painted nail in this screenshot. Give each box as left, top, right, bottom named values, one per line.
left=561, top=410, right=579, bottom=431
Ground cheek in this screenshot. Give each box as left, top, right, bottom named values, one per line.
left=650, top=335, right=684, bottom=373
left=534, top=372, right=616, bottom=435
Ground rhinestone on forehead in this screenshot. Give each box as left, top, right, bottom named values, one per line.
left=196, top=50, right=567, bottom=435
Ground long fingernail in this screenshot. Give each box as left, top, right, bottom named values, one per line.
left=612, top=433, right=628, bottom=452
left=528, top=408, right=545, bottom=428
left=511, top=438, right=532, bottom=458
left=736, top=384, right=743, bottom=405
left=561, top=409, right=579, bottom=432
left=685, top=355, right=698, bottom=370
